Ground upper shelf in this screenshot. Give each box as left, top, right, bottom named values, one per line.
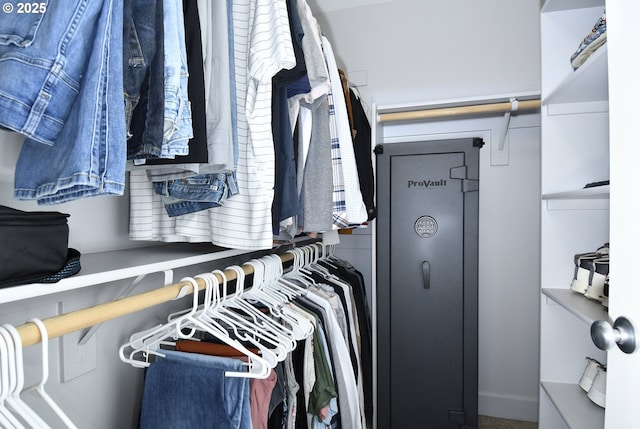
left=0, top=240, right=309, bottom=305
left=542, top=184, right=609, bottom=200
left=542, top=288, right=610, bottom=325
left=543, top=44, right=608, bottom=106
left=542, top=185, right=609, bottom=210
left=541, top=0, right=604, bottom=13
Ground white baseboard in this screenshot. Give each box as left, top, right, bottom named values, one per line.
left=478, top=391, right=539, bottom=422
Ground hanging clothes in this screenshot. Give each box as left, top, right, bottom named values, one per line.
left=0, top=0, right=371, bottom=249
left=127, top=245, right=371, bottom=429
left=138, top=351, right=252, bottom=429
left=142, top=0, right=208, bottom=176
left=13, top=0, right=127, bottom=204
left=207, top=0, right=296, bottom=250
left=346, top=87, right=376, bottom=221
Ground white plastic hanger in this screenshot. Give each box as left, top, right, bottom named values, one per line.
left=257, top=256, right=313, bottom=340
left=6, top=324, right=54, bottom=429
left=21, top=319, right=77, bottom=429
left=119, top=277, right=202, bottom=368
left=0, top=325, right=40, bottom=428
left=229, top=263, right=297, bottom=350
left=204, top=267, right=289, bottom=365
left=0, top=326, right=22, bottom=429
left=240, top=259, right=305, bottom=346
left=284, top=248, right=317, bottom=287
left=119, top=275, right=271, bottom=378
left=174, top=275, right=272, bottom=378
left=268, top=253, right=308, bottom=299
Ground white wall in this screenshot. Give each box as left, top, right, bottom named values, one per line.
left=309, top=0, right=542, bottom=422
left=308, top=0, right=541, bottom=105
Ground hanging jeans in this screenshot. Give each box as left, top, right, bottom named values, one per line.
left=0, top=0, right=105, bottom=145
left=138, top=350, right=252, bottom=429
left=13, top=0, right=127, bottom=204
left=152, top=171, right=239, bottom=217
left=124, top=0, right=165, bottom=160
left=159, top=0, right=192, bottom=158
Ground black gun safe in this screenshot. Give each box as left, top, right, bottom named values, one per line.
left=375, top=137, right=481, bottom=429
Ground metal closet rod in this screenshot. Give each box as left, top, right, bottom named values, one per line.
left=15, top=251, right=298, bottom=348
left=377, top=98, right=541, bottom=122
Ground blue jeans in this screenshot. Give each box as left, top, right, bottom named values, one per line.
left=160, top=0, right=192, bottom=158
left=124, top=0, right=165, bottom=160
left=13, top=0, right=127, bottom=204
left=138, top=349, right=251, bottom=429
left=226, top=0, right=238, bottom=170
left=0, top=0, right=107, bottom=145
left=153, top=172, right=239, bottom=217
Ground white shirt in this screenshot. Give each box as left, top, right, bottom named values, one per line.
left=322, top=36, right=368, bottom=225
left=208, top=0, right=295, bottom=250
left=197, top=0, right=235, bottom=173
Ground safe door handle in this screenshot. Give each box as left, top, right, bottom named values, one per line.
left=422, top=261, right=430, bottom=289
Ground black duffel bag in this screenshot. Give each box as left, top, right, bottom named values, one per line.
left=0, top=205, right=78, bottom=288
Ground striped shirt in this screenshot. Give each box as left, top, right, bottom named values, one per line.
left=207, top=0, right=295, bottom=249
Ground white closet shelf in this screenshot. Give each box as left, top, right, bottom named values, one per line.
left=542, top=185, right=609, bottom=210
left=541, top=381, right=604, bottom=429
left=542, top=288, right=609, bottom=325
left=541, top=0, right=604, bottom=14
left=0, top=243, right=289, bottom=305
left=543, top=45, right=608, bottom=106
left=542, top=185, right=610, bottom=200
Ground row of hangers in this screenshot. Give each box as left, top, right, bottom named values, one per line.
left=118, top=242, right=342, bottom=379
left=0, top=319, right=76, bottom=429
left=0, top=241, right=341, bottom=427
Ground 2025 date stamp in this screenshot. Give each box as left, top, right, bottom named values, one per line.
left=3, top=2, right=47, bottom=14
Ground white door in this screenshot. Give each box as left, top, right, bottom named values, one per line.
left=599, top=2, right=640, bottom=427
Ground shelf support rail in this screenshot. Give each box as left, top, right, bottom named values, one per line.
left=77, top=269, right=175, bottom=346
left=499, top=97, right=519, bottom=151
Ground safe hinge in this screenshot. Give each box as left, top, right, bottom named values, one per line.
left=448, top=409, right=466, bottom=425
left=463, top=179, right=479, bottom=193
left=450, top=165, right=479, bottom=193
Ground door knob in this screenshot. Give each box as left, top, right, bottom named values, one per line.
left=591, top=316, right=638, bottom=354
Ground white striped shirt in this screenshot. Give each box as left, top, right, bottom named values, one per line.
left=207, top=0, right=295, bottom=250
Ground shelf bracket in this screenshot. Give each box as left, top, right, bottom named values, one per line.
left=492, top=98, right=518, bottom=166
left=77, top=269, right=175, bottom=346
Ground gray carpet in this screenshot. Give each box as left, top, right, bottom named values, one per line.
left=478, top=415, right=538, bottom=429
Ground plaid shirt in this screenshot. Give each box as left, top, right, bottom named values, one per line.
left=327, top=87, right=349, bottom=229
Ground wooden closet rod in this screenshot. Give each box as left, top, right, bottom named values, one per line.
left=377, top=98, right=541, bottom=123
left=15, top=252, right=298, bottom=348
